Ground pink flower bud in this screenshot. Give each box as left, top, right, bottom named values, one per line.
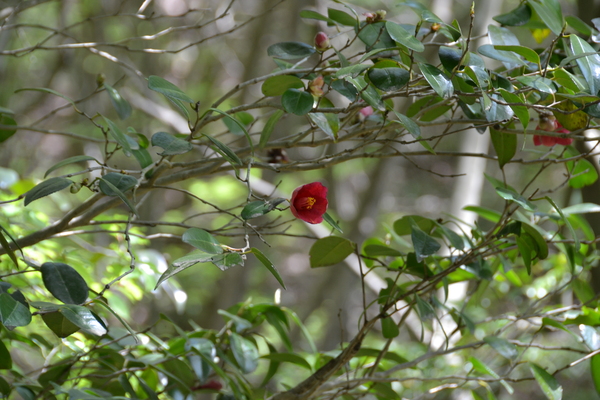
left=314, top=32, right=330, bottom=52
left=359, top=106, right=374, bottom=121
left=308, top=75, right=325, bottom=97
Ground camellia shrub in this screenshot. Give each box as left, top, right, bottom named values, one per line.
left=2, top=0, right=600, bottom=399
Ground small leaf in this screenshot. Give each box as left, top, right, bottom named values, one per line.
left=205, top=134, right=243, bottom=166
left=182, top=228, right=223, bottom=254
left=260, top=110, right=284, bottom=148
left=261, top=75, right=304, bottom=96
left=98, top=177, right=138, bottom=216
left=41, top=311, right=80, bottom=338
left=328, top=8, right=357, bottom=26
left=309, top=236, right=355, bottom=268
left=15, top=87, right=79, bottom=110
left=103, top=116, right=138, bottom=156
left=148, top=75, right=194, bottom=103
left=0, top=293, right=31, bottom=329
left=493, top=3, right=532, bottom=26
left=41, top=262, right=89, bottom=305
left=104, top=83, right=132, bottom=120
left=0, top=339, right=11, bottom=369
left=385, top=21, right=424, bottom=52
left=151, top=131, right=192, bottom=155
left=186, top=338, right=216, bottom=383
left=267, top=42, right=316, bottom=60
left=344, top=76, right=385, bottom=111
left=229, top=332, right=259, bottom=374
left=281, top=88, right=313, bottom=115
left=98, top=172, right=137, bottom=195
left=0, top=225, right=19, bottom=269
left=411, top=225, right=441, bottom=260
left=260, top=353, right=311, bottom=370
left=308, top=113, right=335, bottom=139
left=490, top=126, right=516, bottom=168
left=323, top=212, right=343, bottom=233
left=516, top=76, right=557, bottom=94
left=211, top=252, right=244, bottom=271
left=251, top=248, right=286, bottom=289
left=241, top=198, right=286, bottom=220
left=419, top=63, right=454, bottom=99
left=300, top=10, right=335, bottom=24
left=155, top=250, right=215, bottom=289
left=0, top=113, right=17, bottom=143
left=38, top=364, right=71, bottom=386
left=498, top=89, right=529, bottom=130
left=529, top=362, right=563, bottom=400
left=381, top=317, right=399, bottom=338
left=44, top=155, right=99, bottom=178
left=335, top=64, right=370, bottom=79
left=495, top=187, right=536, bottom=211
left=592, top=354, right=600, bottom=396
left=484, top=336, right=518, bottom=359
left=59, top=304, right=108, bottom=336
left=24, top=177, right=72, bottom=206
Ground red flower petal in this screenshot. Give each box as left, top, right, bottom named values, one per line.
left=290, top=182, right=328, bottom=224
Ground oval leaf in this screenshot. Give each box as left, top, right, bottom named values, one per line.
left=309, top=236, right=355, bottom=268
left=385, top=21, right=424, bottom=52
left=41, top=311, right=80, bottom=338
left=0, top=293, right=31, bottom=329
left=419, top=63, right=454, bottom=99
left=267, top=42, right=316, bottom=60
left=98, top=173, right=137, bottom=196
left=281, top=88, right=313, bottom=116
left=262, top=75, right=304, bottom=96
left=182, top=228, right=223, bottom=254
left=41, top=262, right=89, bottom=305
left=44, top=155, right=99, bottom=178
left=148, top=75, right=194, bottom=103
left=24, top=177, right=72, bottom=206
left=484, top=336, right=518, bottom=359
left=368, top=67, right=409, bottom=92
left=104, top=83, right=132, bottom=120
left=58, top=305, right=107, bottom=336
left=151, top=131, right=192, bottom=156
left=229, top=332, right=259, bottom=373
left=241, top=198, right=286, bottom=220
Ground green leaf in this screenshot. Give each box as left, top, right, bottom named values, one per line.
left=261, top=75, right=304, bottom=96
left=38, top=364, right=71, bottom=387
left=300, top=10, right=335, bottom=24
left=323, top=212, right=343, bottom=233
left=15, top=87, right=79, bottom=110
left=182, top=228, right=222, bottom=254
left=155, top=250, right=215, bottom=289
left=328, top=8, right=357, bottom=26
left=0, top=292, right=32, bottom=329
left=205, top=134, right=243, bottom=167
left=419, top=63, right=454, bottom=99
left=478, top=44, right=526, bottom=66
left=522, top=222, right=549, bottom=259
left=59, top=304, right=108, bottom=336
left=98, top=177, right=138, bottom=216
left=495, top=187, right=536, bottom=211
left=0, top=376, right=9, bottom=396
left=94, top=298, right=138, bottom=342
left=98, top=172, right=137, bottom=196
left=494, top=45, right=540, bottom=65
left=394, top=215, right=436, bottom=235
left=44, top=155, right=99, bottom=178
left=363, top=244, right=402, bottom=257
left=211, top=252, right=244, bottom=271
left=132, top=148, right=154, bottom=170
left=0, top=339, right=11, bottom=369
left=151, top=131, right=192, bottom=155
left=148, top=75, right=194, bottom=103
left=335, top=64, right=370, bottom=79
left=368, top=66, right=410, bottom=92
left=469, top=357, right=514, bottom=394
left=385, top=21, right=424, bottom=52
left=0, top=225, right=19, bottom=269
left=344, top=76, right=385, bottom=111
left=267, top=42, right=316, bottom=60
left=309, top=236, right=355, bottom=268
left=241, top=198, right=286, bottom=220
left=186, top=338, right=216, bottom=383
left=261, top=353, right=311, bottom=370
left=516, top=76, right=557, bottom=94
left=566, top=15, right=593, bottom=36
left=592, top=354, right=600, bottom=396
left=411, top=225, right=441, bottom=260
left=41, top=262, right=89, bottom=305
left=104, top=83, right=132, bottom=120
left=381, top=316, right=399, bottom=338
left=517, top=236, right=533, bottom=274
left=229, top=332, right=259, bottom=374
left=546, top=196, right=579, bottom=251
left=103, top=116, right=138, bottom=156
left=41, top=311, right=80, bottom=338
left=484, top=336, right=518, bottom=359
left=527, top=0, right=564, bottom=36
left=260, top=110, right=284, bottom=148
left=281, top=88, right=314, bottom=115
left=570, top=34, right=600, bottom=95
left=0, top=113, right=17, bottom=143
left=493, top=3, right=532, bottom=26
left=490, top=126, right=516, bottom=168
left=356, top=21, right=396, bottom=50
left=529, top=362, right=563, bottom=400
left=498, top=89, right=529, bottom=130
left=251, top=248, right=286, bottom=289
left=24, top=177, right=73, bottom=206
left=308, top=112, right=336, bottom=139
left=210, top=108, right=254, bottom=148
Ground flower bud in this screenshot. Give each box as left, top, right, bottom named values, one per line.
left=359, top=106, right=374, bottom=121
left=431, top=23, right=441, bottom=32
left=364, top=12, right=376, bottom=23
left=308, top=75, right=325, bottom=97
left=314, top=32, right=330, bottom=52
left=538, top=114, right=559, bottom=132
left=376, top=10, right=387, bottom=20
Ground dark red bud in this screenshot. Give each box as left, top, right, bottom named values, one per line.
left=314, top=32, right=330, bottom=52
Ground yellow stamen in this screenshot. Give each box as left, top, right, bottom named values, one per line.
left=299, top=197, right=317, bottom=210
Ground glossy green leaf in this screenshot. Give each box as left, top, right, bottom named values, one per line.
left=323, top=212, right=343, bottom=233
left=521, top=222, right=549, bottom=259
left=150, top=131, right=192, bottom=155
left=381, top=317, right=399, bottom=338
left=251, top=247, right=286, bottom=289
left=261, top=75, right=304, bottom=96
left=186, top=338, right=216, bottom=383
left=104, top=83, right=132, bottom=120
left=155, top=250, right=215, bottom=288
left=281, top=88, right=313, bottom=116
left=469, top=356, right=514, bottom=394
left=299, top=10, right=335, bottom=24
left=98, top=177, right=138, bottom=216
left=261, top=353, right=311, bottom=370
left=493, top=3, right=532, bottom=26
left=0, top=113, right=17, bottom=143
left=356, top=22, right=395, bottom=50
left=0, top=340, right=11, bottom=369
left=565, top=147, right=599, bottom=188
left=394, top=215, right=436, bottom=235
left=0, top=293, right=31, bottom=329
left=182, top=228, right=222, bottom=254
left=516, top=76, right=557, bottom=94
left=411, top=225, right=441, bottom=260
left=496, top=187, right=536, bottom=211
left=203, top=134, right=242, bottom=168
left=99, top=173, right=137, bottom=196
left=132, top=147, right=153, bottom=170
left=385, top=21, right=424, bottom=52
left=499, top=89, right=529, bottom=130
left=41, top=262, right=88, bottom=305
left=363, top=244, right=402, bottom=257
left=484, top=336, right=518, bottom=359
left=103, top=116, right=138, bottom=156
left=529, top=362, right=562, bottom=400
left=527, top=0, right=564, bottom=36
left=344, top=76, right=385, bottom=111
left=328, top=8, right=356, bottom=26
left=368, top=67, right=409, bottom=92
left=44, top=155, right=99, bottom=178
left=335, top=64, right=370, bottom=79
left=148, top=75, right=194, bottom=103
left=211, top=252, right=244, bottom=271
left=24, top=177, right=72, bottom=206
left=490, top=126, right=516, bottom=168
left=41, top=311, right=80, bottom=337
left=565, top=15, right=593, bottom=36
left=494, top=45, right=540, bottom=65
left=229, top=332, right=259, bottom=374
left=309, top=236, right=355, bottom=268
left=241, top=198, right=286, bottom=220
left=59, top=304, right=107, bottom=336
left=260, top=110, right=284, bottom=148
left=571, top=35, right=600, bottom=95
left=478, top=44, right=526, bottom=66
left=419, top=63, right=453, bottom=99
left=267, top=42, right=316, bottom=60
left=308, top=112, right=336, bottom=139
left=439, top=46, right=462, bottom=73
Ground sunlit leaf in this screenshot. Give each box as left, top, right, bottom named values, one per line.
left=529, top=362, right=563, bottom=400
left=419, top=63, right=454, bottom=99
left=182, top=228, right=222, bottom=254
left=385, top=21, right=424, bottom=52
left=24, top=177, right=72, bottom=206
left=309, top=237, right=355, bottom=268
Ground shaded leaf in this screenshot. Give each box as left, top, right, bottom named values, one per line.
left=344, top=76, right=385, bottom=111
left=42, top=311, right=80, bottom=338
left=98, top=177, right=138, bottom=216
left=494, top=45, right=540, bottom=65
left=385, top=21, right=424, bottom=52
left=98, top=173, right=137, bottom=196
left=260, top=110, right=284, bottom=148
left=251, top=247, right=286, bottom=289
left=411, top=225, right=441, bottom=260
left=229, top=332, right=259, bottom=373
left=496, top=187, right=536, bottom=211
left=44, top=155, right=99, bottom=178
left=309, top=236, right=355, bottom=268
left=368, top=66, right=410, bottom=92
left=261, top=75, right=304, bottom=96
left=41, top=262, right=88, bottom=305
left=499, top=89, right=529, bottom=130
left=211, top=252, right=244, bottom=271
left=103, top=116, right=138, bottom=156
left=323, top=212, right=343, bottom=233
left=155, top=250, right=215, bottom=289
left=151, top=131, right=192, bottom=155
left=308, top=112, right=336, bottom=139
left=419, top=63, right=453, bottom=99
left=0, top=339, right=11, bottom=369
left=148, top=75, right=194, bottom=103
left=59, top=304, right=107, bottom=336
left=182, top=228, right=222, bottom=254
left=241, top=198, right=286, bottom=220
left=328, top=8, right=356, bottom=26
left=490, top=126, right=516, bottom=168
left=186, top=338, right=216, bottom=383
left=381, top=317, right=399, bottom=338
left=267, top=42, right=316, bottom=60
left=281, top=88, right=313, bottom=116
left=484, top=336, right=518, bottom=359
left=529, top=362, right=563, bottom=400
left=0, top=293, right=31, bottom=329
left=261, top=353, right=311, bottom=370
left=0, top=113, right=17, bottom=143
left=493, top=3, right=532, bottom=26
left=104, top=83, right=132, bottom=120
left=24, top=177, right=72, bottom=206
left=527, top=0, right=564, bottom=36
left=571, top=34, right=600, bottom=95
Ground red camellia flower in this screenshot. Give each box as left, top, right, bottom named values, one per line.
left=290, top=182, right=328, bottom=224
left=533, top=115, right=572, bottom=147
